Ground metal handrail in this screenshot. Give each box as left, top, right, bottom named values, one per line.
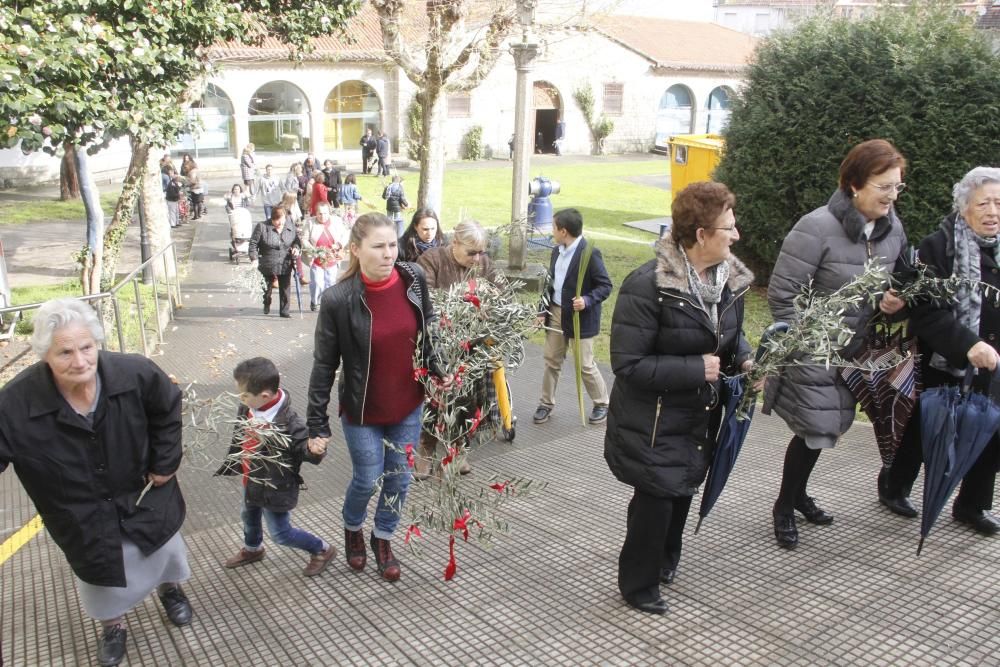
left=0, top=243, right=183, bottom=357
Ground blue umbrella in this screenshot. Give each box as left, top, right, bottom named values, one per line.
left=694, top=374, right=755, bottom=533
left=917, top=367, right=1000, bottom=555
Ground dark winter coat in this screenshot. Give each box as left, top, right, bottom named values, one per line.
left=376, top=136, right=390, bottom=159
left=541, top=237, right=612, bottom=339
left=360, top=133, right=376, bottom=155
left=249, top=220, right=301, bottom=277
left=763, top=190, right=907, bottom=443
left=383, top=183, right=408, bottom=214
left=0, top=352, right=185, bottom=587
left=604, top=238, right=754, bottom=498
left=215, top=394, right=323, bottom=512
left=909, top=214, right=1000, bottom=391
left=307, top=262, right=441, bottom=436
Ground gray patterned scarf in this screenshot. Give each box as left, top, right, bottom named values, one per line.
left=682, top=247, right=729, bottom=327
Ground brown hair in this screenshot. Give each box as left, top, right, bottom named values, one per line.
left=270, top=207, right=286, bottom=224
left=838, top=139, right=906, bottom=194
left=339, top=213, right=397, bottom=282
left=671, top=181, right=736, bottom=249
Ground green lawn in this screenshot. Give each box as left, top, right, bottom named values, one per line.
left=0, top=192, right=119, bottom=225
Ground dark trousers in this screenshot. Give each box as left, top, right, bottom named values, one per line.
left=885, top=404, right=999, bottom=511
left=362, top=150, right=372, bottom=174
left=378, top=156, right=389, bottom=176
left=261, top=270, right=292, bottom=316
left=617, top=489, right=692, bottom=604
left=773, top=435, right=822, bottom=515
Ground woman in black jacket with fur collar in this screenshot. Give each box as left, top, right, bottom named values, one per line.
left=605, top=182, right=753, bottom=615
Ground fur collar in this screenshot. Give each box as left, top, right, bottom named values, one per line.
left=654, top=237, right=754, bottom=294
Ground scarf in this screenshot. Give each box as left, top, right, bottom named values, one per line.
left=415, top=238, right=438, bottom=254
left=930, top=214, right=999, bottom=375
left=681, top=246, right=729, bottom=327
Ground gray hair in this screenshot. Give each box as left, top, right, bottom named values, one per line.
left=953, top=167, right=1000, bottom=213
left=30, top=298, right=105, bottom=357
left=451, top=220, right=488, bottom=248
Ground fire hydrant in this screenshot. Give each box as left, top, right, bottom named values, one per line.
left=527, top=176, right=561, bottom=235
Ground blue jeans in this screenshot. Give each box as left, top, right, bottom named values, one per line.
left=241, top=502, right=325, bottom=555
left=263, top=205, right=273, bottom=223
left=340, top=403, right=422, bottom=539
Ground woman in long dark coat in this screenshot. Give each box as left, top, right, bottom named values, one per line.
left=605, top=181, right=754, bottom=615
left=0, top=298, right=192, bottom=666
left=249, top=207, right=302, bottom=318
left=881, top=166, right=1000, bottom=535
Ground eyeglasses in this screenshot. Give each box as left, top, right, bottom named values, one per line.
left=465, top=249, right=486, bottom=257
left=867, top=182, right=907, bottom=194
left=711, top=225, right=738, bottom=232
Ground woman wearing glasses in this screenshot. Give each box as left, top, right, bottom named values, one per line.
left=765, top=139, right=908, bottom=549
left=416, top=219, right=497, bottom=290
left=605, top=182, right=754, bottom=615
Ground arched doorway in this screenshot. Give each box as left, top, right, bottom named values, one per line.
left=172, top=84, right=236, bottom=158
left=324, top=81, right=382, bottom=152
left=705, top=86, right=733, bottom=133
left=654, top=84, right=695, bottom=149
left=533, top=81, right=563, bottom=155
left=248, top=81, right=311, bottom=152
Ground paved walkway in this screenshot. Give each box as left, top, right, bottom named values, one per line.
left=2, top=187, right=1000, bottom=666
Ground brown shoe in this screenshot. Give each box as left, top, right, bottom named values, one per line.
left=370, top=535, right=401, bottom=582
left=459, top=460, right=472, bottom=475
left=344, top=528, right=366, bottom=571
left=223, top=547, right=265, bottom=568
left=303, top=543, right=337, bottom=577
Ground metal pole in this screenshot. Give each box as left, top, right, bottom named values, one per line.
left=111, top=297, right=126, bottom=352
left=132, top=278, right=149, bottom=357
left=508, top=40, right=540, bottom=272
left=150, top=269, right=164, bottom=346
left=138, top=186, right=152, bottom=284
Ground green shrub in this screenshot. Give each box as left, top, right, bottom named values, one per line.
left=461, top=125, right=484, bottom=160
left=406, top=96, right=424, bottom=162
left=714, top=3, right=1000, bottom=279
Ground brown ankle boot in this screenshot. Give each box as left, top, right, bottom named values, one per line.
left=344, top=528, right=366, bottom=571
left=370, top=535, right=401, bottom=582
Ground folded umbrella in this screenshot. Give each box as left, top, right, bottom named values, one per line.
left=917, top=367, right=1000, bottom=555
left=292, top=264, right=303, bottom=319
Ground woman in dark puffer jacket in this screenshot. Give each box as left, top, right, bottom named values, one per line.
left=605, top=182, right=753, bottom=615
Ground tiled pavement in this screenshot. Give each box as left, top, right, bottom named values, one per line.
left=2, top=199, right=1000, bottom=666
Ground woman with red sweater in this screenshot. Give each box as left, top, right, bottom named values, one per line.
left=306, top=213, right=441, bottom=582
left=308, top=172, right=329, bottom=217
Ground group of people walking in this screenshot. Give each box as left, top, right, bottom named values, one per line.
left=1, top=137, right=998, bottom=665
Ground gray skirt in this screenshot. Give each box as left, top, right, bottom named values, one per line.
left=76, top=531, right=191, bottom=621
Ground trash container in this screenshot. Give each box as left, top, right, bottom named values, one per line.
left=667, top=133, right=724, bottom=199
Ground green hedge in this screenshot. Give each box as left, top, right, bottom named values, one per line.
left=714, top=3, right=1000, bottom=280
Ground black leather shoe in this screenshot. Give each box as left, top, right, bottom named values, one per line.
left=263, top=304, right=270, bottom=315
left=97, top=625, right=127, bottom=666
left=310, top=303, right=317, bottom=312
left=773, top=513, right=798, bottom=549
left=953, top=507, right=1000, bottom=535
left=660, top=569, right=676, bottom=585
left=880, top=494, right=918, bottom=518
left=625, top=596, right=669, bottom=615
left=588, top=405, right=609, bottom=425
left=158, top=585, right=193, bottom=626
left=280, top=313, right=291, bottom=318
left=794, top=496, right=834, bottom=525
left=532, top=405, right=552, bottom=424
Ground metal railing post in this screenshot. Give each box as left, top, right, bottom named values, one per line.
left=132, top=278, right=149, bottom=357
left=150, top=269, right=164, bottom=346
left=110, top=296, right=126, bottom=352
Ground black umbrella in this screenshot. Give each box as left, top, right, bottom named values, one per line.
left=917, top=368, right=1000, bottom=555
left=694, top=323, right=786, bottom=533
left=292, top=264, right=304, bottom=319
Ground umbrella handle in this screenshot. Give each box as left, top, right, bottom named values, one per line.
left=755, top=322, right=789, bottom=363
left=961, top=366, right=978, bottom=395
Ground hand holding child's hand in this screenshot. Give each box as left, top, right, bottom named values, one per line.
left=308, top=437, right=328, bottom=456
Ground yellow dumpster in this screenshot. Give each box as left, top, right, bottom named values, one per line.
left=668, top=134, right=725, bottom=199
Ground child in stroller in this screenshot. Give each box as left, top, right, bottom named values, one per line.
left=228, top=207, right=254, bottom=264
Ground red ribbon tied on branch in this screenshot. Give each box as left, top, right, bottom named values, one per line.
left=404, top=444, right=415, bottom=469
left=490, top=480, right=509, bottom=493
left=462, top=280, right=481, bottom=309
left=468, top=407, right=483, bottom=435
left=444, top=535, right=457, bottom=581
left=404, top=524, right=422, bottom=544
left=453, top=509, right=473, bottom=541
left=413, top=366, right=429, bottom=382
left=441, top=446, right=457, bottom=467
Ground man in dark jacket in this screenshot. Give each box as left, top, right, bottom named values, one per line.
left=376, top=130, right=391, bottom=177
left=0, top=298, right=192, bottom=666
left=533, top=208, right=612, bottom=425
left=360, top=128, right=376, bottom=175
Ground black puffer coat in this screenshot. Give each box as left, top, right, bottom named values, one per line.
left=215, top=393, right=323, bottom=512
left=604, top=238, right=754, bottom=498
left=0, top=352, right=184, bottom=587
left=249, top=220, right=301, bottom=277
left=307, top=262, right=441, bottom=437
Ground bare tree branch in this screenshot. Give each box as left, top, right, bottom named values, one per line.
left=371, top=0, right=427, bottom=82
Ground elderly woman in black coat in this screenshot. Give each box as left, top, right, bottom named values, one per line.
left=250, top=206, right=302, bottom=318
left=605, top=181, right=754, bottom=615
left=880, top=166, right=1000, bottom=535
left=0, top=298, right=191, bottom=666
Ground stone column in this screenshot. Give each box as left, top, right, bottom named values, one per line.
left=507, top=40, right=540, bottom=272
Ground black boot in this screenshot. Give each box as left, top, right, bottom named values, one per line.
left=773, top=512, right=798, bottom=549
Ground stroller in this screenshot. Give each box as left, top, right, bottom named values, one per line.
left=228, top=207, right=254, bottom=263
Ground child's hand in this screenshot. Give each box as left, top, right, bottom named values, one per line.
left=308, top=437, right=328, bottom=456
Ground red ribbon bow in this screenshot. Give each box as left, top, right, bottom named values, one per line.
left=444, top=535, right=457, bottom=581
left=404, top=524, right=422, bottom=544
left=468, top=407, right=483, bottom=435
left=405, top=444, right=415, bottom=469
left=490, top=481, right=509, bottom=493
left=453, top=509, right=473, bottom=541
left=441, top=446, right=457, bottom=467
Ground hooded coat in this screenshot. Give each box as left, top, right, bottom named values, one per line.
left=604, top=238, right=754, bottom=498
left=763, top=190, right=907, bottom=444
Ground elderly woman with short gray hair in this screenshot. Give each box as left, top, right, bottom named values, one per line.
left=416, top=219, right=497, bottom=289
left=880, top=166, right=1000, bottom=537
left=0, top=298, right=192, bottom=666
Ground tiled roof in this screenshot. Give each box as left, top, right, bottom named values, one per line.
left=589, top=15, right=757, bottom=72
left=976, top=7, right=1000, bottom=28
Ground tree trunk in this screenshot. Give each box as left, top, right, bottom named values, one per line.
left=417, top=87, right=447, bottom=214
left=141, top=149, right=178, bottom=287
left=76, top=149, right=105, bottom=296
left=100, top=139, right=149, bottom=290
left=61, top=142, right=80, bottom=201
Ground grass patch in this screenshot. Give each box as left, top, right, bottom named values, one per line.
left=0, top=191, right=120, bottom=225
left=354, top=159, right=771, bottom=364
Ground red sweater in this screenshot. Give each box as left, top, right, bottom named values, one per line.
left=358, top=269, right=424, bottom=424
